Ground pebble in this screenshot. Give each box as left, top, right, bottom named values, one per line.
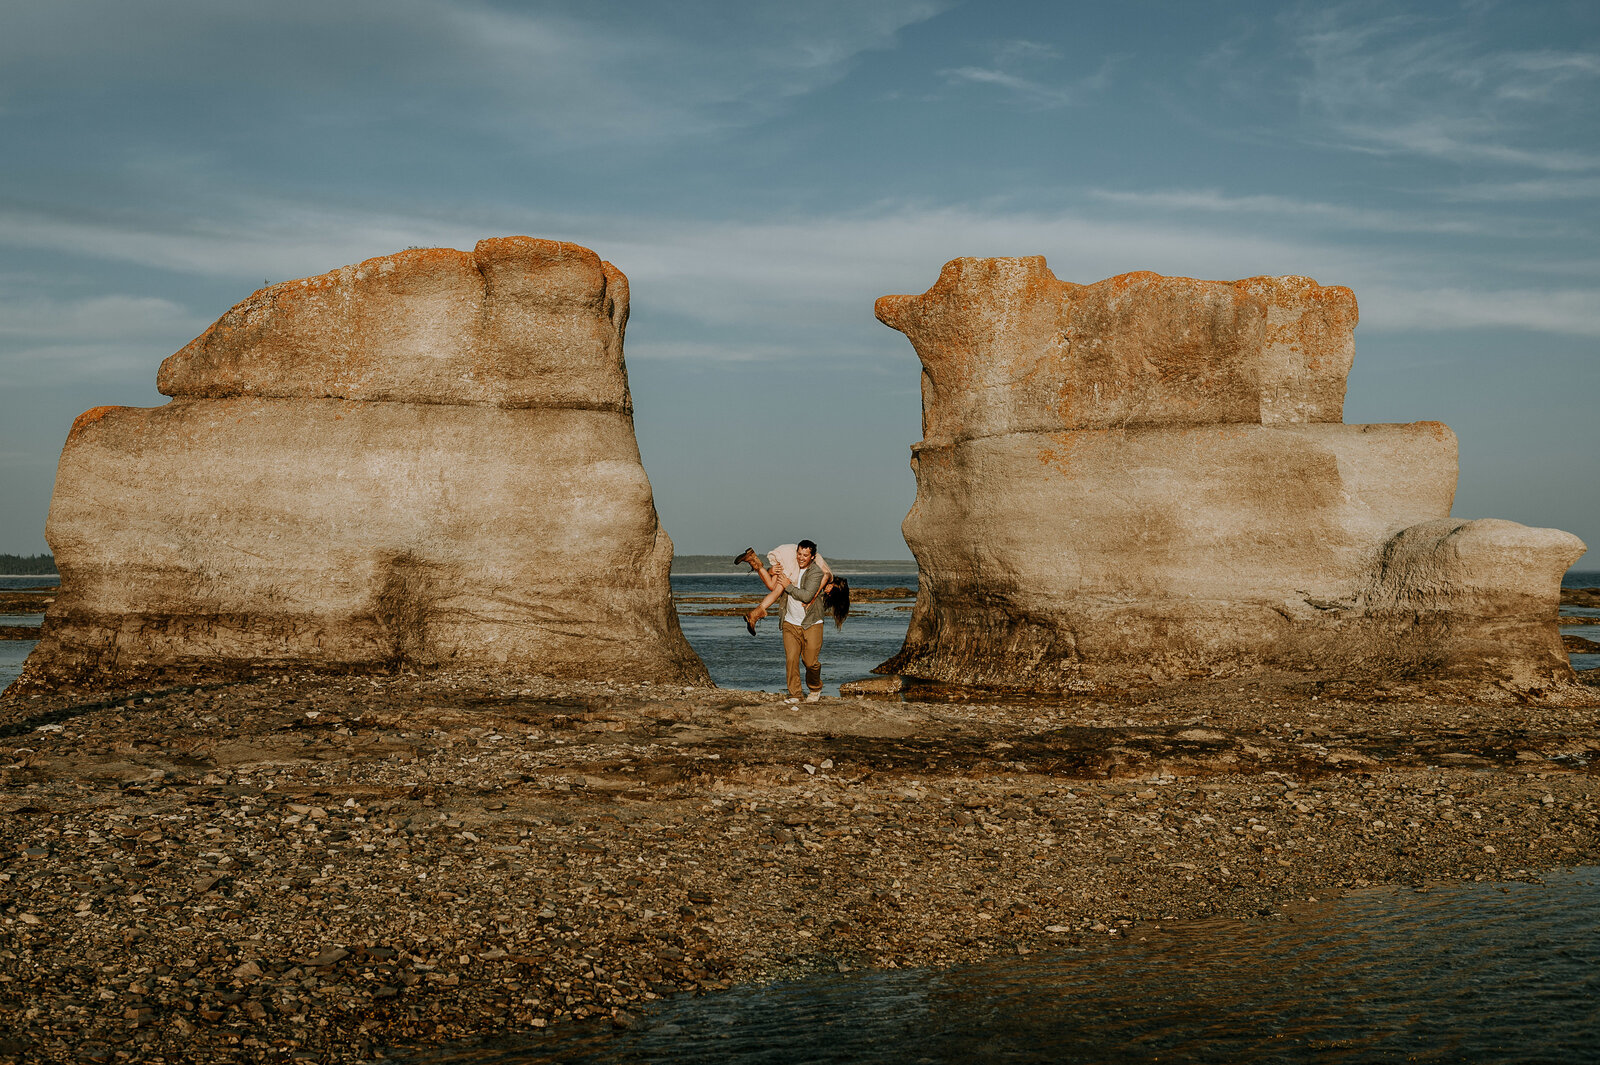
left=0, top=667, right=1594, bottom=1063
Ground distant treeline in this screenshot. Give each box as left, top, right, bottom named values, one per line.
left=0, top=553, right=57, bottom=575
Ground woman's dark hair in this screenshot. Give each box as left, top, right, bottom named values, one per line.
left=823, top=576, right=850, bottom=628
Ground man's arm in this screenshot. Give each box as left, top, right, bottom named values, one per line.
left=785, top=566, right=825, bottom=605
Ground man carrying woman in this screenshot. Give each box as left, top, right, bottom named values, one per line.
left=734, top=540, right=849, bottom=703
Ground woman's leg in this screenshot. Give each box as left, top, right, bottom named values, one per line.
left=752, top=581, right=785, bottom=613
left=746, top=575, right=788, bottom=632
left=743, top=550, right=787, bottom=633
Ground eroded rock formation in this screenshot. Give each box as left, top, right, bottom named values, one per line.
left=875, top=257, right=1584, bottom=690
left=15, top=238, right=709, bottom=692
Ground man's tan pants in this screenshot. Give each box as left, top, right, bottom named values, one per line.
left=781, top=621, right=822, bottom=698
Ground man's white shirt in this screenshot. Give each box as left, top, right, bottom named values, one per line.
left=783, top=566, right=812, bottom=626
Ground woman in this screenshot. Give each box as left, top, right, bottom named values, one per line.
left=734, top=545, right=850, bottom=634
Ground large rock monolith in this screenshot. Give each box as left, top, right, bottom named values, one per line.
left=13, top=238, right=710, bottom=693
left=874, top=257, right=1584, bottom=691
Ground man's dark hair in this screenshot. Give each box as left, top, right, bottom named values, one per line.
left=798, top=539, right=817, bottom=554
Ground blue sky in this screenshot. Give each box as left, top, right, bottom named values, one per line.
left=1, top=0, right=1595, bottom=564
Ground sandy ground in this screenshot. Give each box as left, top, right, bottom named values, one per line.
left=0, top=665, right=1596, bottom=1064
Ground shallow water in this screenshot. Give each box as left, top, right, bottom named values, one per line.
left=0, top=575, right=54, bottom=690
left=1559, top=571, right=1600, bottom=671
left=404, top=868, right=1600, bottom=1064
left=0, top=641, right=32, bottom=689
left=672, top=572, right=913, bottom=696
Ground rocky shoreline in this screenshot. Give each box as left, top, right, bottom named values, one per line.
left=1, top=667, right=1597, bottom=1064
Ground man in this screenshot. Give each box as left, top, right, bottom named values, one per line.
left=757, top=539, right=827, bottom=703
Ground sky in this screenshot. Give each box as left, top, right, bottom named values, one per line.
left=0, top=0, right=1595, bottom=565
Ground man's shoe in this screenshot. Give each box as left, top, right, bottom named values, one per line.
left=784, top=696, right=800, bottom=704
left=805, top=691, right=822, bottom=703
left=733, top=548, right=759, bottom=568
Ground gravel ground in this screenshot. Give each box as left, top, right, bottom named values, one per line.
left=0, top=668, right=1597, bottom=1064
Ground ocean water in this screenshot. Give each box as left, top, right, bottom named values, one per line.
left=404, top=867, right=1600, bottom=1064
left=1562, top=570, right=1600, bottom=672
left=0, top=574, right=54, bottom=692
left=672, top=571, right=914, bottom=695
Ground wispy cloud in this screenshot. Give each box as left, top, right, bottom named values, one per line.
left=0, top=293, right=206, bottom=387
left=942, top=66, right=1083, bottom=108
left=1288, top=5, right=1600, bottom=172
left=1438, top=177, right=1600, bottom=202
left=941, top=37, right=1113, bottom=109
left=0, top=0, right=949, bottom=147
left=0, top=294, right=200, bottom=342
left=0, top=199, right=504, bottom=285
left=5, top=195, right=1597, bottom=376
left=1086, top=187, right=1491, bottom=235
left=1361, top=287, right=1600, bottom=337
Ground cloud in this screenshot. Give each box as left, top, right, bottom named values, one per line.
left=0, top=294, right=201, bottom=342
left=941, top=67, right=1080, bottom=108
left=1438, top=177, right=1600, bottom=202
left=0, top=0, right=949, bottom=147
left=940, top=36, right=1113, bottom=110
left=6, top=195, right=1597, bottom=390
left=1287, top=5, right=1600, bottom=172
left=0, top=204, right=479, bottom=284
left=1086, top=187, right=1491, bottom=235
left=1359, top=287, right=1600, bottom=337
left=0, top=293, right=206, bottom=387
left=610, top=208, right=1600, bottom=341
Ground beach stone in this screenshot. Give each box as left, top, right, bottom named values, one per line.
left=875, top=257, right=1584, bottom=690
left=12, top=238, right=708, bottom=695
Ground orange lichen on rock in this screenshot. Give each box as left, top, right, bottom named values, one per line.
left=155, top=238, right=631, bottom=413
left=66, top=406, right=121, bottom=441
left=875, top=259, right=1358, bottom=445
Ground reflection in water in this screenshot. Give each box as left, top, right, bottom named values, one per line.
left=407, top=869, right=1600, bottom=1064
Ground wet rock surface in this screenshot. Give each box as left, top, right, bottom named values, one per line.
left=0, top=589, right=53, bottom=614
left=0, top=671, right=1596, bottom=1063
